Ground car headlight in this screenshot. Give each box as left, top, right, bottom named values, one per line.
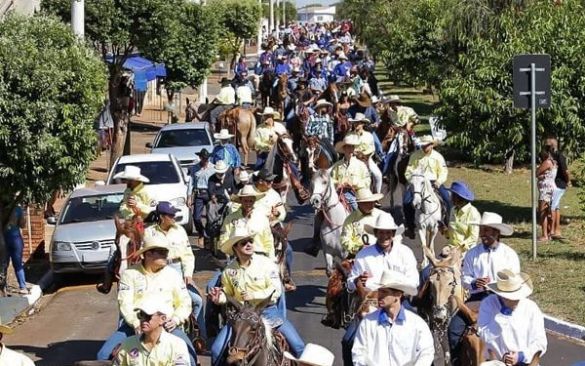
left=54, top=241, right=72, bottom=251
left=170, top=197, right=186, bottom=207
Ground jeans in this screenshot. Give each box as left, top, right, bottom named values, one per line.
left=368, top=157, right=383, bottom=194
left=4, top=232, right=26, bottom=289
left=193, top=194, right=209, bottom=238
left=254, top=151, right=269, bottom=171
left=205, top=271, right=223, bottom=339
left=211, top=305, right=304, bottom=365
left=97, top=319, right=198, bottom=366
left=341, top=318, right=360, bottom=366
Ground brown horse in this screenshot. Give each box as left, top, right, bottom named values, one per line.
left=219, top=107, right=257, bottom=166
left=274, top=73, right=289, bottom=116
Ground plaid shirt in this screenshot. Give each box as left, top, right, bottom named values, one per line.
left=306, top=114, right=333, bottom=144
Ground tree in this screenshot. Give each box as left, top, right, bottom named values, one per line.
left=263, top=1, right=297, bottom=25
left=0, top=14, right=107, bottom=294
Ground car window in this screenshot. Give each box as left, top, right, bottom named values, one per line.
left=155, top=129, right=211, bottom=148
left=60, top=193, right=124, bottom=224
left=112, top=161, right=180, bottom=185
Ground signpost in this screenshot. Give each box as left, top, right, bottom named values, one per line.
left=513, top=54, right=551, bottom=260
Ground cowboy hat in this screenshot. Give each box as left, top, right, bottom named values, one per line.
left=354, top=93, right=372, bottom=108
left=219, top=77, right=231, bottom=86
left=480, top=361, right=506, bottom=366
left=419, top=135, right=436, bottom=146
left=214, top=160, right=229, bottom=174
left=338, top=53, right=348, bottom=60
left=156, top=201, right=179, bottom=216
left=214, top=129, right=234, bottom=140
left=349, top=112, right=371, bottom=124
left=364, top=211, right=405, bottom=236
left=258, top=106, right=275, bottom=116
left=197, top=148, right=210, bottom=159
left=375, top=270, right=417, bottom=296
left=135, top=231, right=170, bottom=258
left=397, top=106, right=419, bottom=125
left=219, top=222, right=257, bottom=256
left=383, top=95, right=401, bottom=104
left=238, top=170, right=250, bottom=183
left=284, top=343, right=335, bottom=366
left=334, top=133, right=360, bottom=153
left=355, top=188, right=384, bottom=203
left=134, top=297, right=173, bottom=317
left=272, top=111, right=283, bottom=121
left=0, top=323, right=13, bottom=335
left=315, top=99, right=333, bottom=109
left=230, top=184, right=265, bottom=204
left=474, top=212, right=514, bottom=236
left=487, top=269, right=533, bottom=301
left=254, top=168, right=277, bottom=182
left=449, top=181, right=475, bottom=201
left=371, top=96, right=380, bottom=104
left=113, top=165, right=150, bottom=183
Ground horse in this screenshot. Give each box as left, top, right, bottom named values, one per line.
left=310, top=169, right=350, bottom=276
left=384, top=129, right=414, bottom=224
left=265, top=133, right=308, bottom=204
left=185, top=98, right=198, bottom=122
left=273, top=73, right=289, bottom=116
left=259, top=71, right=276, bottom=109
left=321, top=81, right=340, bottom=106
left=410, top=171, right=442, bottom=269
left=271, top=222, right=294, bottom=290
left=218, top=107, right=257, bottom=166
left=300, top=136, right=337, bottom=186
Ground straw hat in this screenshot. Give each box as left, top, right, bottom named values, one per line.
left=134, top=297, right=173, bottom=317
left=113, top=165, right=150, bottom=183
left=230, top=184, right=265, bottom=204
left=284, top=343, right=335, bottom=366
left=272, top=111, right=283, bottom=121
left=349, top=112, right=371, bottom=124
left=258, top=106, right=275, bottom=116
left=383, top=95, right=401, bottom=104
left=135, top=231, right=170, bottom=257
left=214, top=129, right=234, bottom=140
left=487, top=269, right=533, bottom=301
left=219, top=222, right=257, bottom=256
left=375, top=270, right=417, bottom=296
left=214, top=160, right=229, bottom=174
left=334, top=133, right=360, bottom=153
left=355, top=188, right=384, bottom=203
left=474, top=212, right=514, bottom=236
left=419, top=135, right=436, bottom=146
left=364, top=211, right=404, bottom=236
left=338, top=53, right=348, bottom=60
left=0, top=323, right=13, bottom=335
left=238, top=170, right=250, bottom=184
left=315, top=99, right=333, bottom=109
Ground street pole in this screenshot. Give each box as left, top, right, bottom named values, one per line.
left=269, top=0, right=274, bottom=36
left=71, top=0, right=84, bottom=39
left=275, top=0, right=280, bottom=30
left=199, top=0, right=208, bottom=104
left=257, top=0, right=263, bottom=56
left=283, top=0, right=286, bottom=27
left=530, top=63, right=537, bottom=261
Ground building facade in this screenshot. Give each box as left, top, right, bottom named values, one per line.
left=298, top=5, right=336, bottom=24
left=0, top=0, right=40, bottom=17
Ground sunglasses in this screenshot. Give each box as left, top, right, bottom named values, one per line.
left=237, top=239, right=254, bottom=247
left=148, top=248, right=169, bottom=256
left=137, top=311, right=156, bottom=322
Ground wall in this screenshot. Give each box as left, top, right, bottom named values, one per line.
left=21, top=205, right=46, bottom=261
left=0, top=0, right=40, bottom=17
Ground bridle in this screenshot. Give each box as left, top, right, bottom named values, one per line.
left=227, top=311, right=267, bottom=365
left=411, top=173, right=440, bottom=217
left=311, top=173, right=343, bottom=228
left=427, top=266, right=459, bottom=326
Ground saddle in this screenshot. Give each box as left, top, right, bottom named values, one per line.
left=322, top=259, right=354, bottom=329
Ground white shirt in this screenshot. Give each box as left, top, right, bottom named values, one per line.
left=347, top=241, right=419, bottom=292
left=478, top=295, right=547, bottom=363
left=236, top=85, right=253, bottom=105
left=0, top=344, right=35, bottom=366
left=254, top=187, right=286, bottom=223
left=462, top=242, right=520, bottom=294
left=352, top=308, right=434, bottom=366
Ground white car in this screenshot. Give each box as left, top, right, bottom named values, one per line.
left=105, top=154, right=192, bottom=232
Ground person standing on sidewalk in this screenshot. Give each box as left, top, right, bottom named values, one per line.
left=189, top=149, right=215, bottom=247
left=3, top=204, right=28, bottom=295
left=545, top=135, right=571, bottom=240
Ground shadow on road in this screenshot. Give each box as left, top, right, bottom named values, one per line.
left=12, top=340, right=104, bottom=366
left=286, top=284, right=327, bottom=314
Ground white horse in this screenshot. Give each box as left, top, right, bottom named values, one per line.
left=410, top=172, right=442, bottom=269
left=264, top=133, right=298, bottom=202
left=310, top=169, right=349, bottom=276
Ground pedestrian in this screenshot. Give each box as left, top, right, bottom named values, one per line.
left=0, top=322, right=35, bottom=365
left=207, top=160, right=236, bottom=206
left=544, top=135, right=570, bottom=240
left=536, top=145, right=557, bottom=242
left=284, top=343, right=335, bottom=366
left=113, top=298, right=190, bottom=366
left=190, top=149, right=215, bottom=247
left=478, top=270, right=547, bottom=364
left=3, top=204, right=28, bottom=295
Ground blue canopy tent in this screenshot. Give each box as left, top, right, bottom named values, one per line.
left=106, top=54, right=167, bottom=91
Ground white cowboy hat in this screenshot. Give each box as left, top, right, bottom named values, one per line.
left=314, top=99, right=333, bottom=109
left=134, top=297, right=173, bottom=317
left=371, top=96, right=380, bottom=104
left=113, top=165, right=150, bottom=183
left=135, top=230, right=170, bottom=258
left=355, top=188, right=384, bottom=203
left=349, top=112, right=371, bottom=124
left=214, top=160, right=229, bottom=174
left=219, top=222, right=257, bottom=256
left=284, top=343, right=334, bottom=366
left=315, top=58, right=323, bottom=64
left=334, top=133, right=360, bottom=153
left=238, top=170, right=250, bottom=183
left=474, top=212, right=514, bottom=236
left=383, top=94, right=401, bottom=103
left=338, top=53, right=348, bottom=60
left=419, top=135, right=436, bottom=146
left=214, top=128, right=234, bottom=140
left=480, top=361, right=506, bottom=366
left=258, top=106, right=275, bottom=116
left=375, top=270, right=417, bottom=296
left=230, top=184, right=265, bottom=204
left=364, top=211, right=405, bottom=236
left=487, top=269, right=533, bottom=301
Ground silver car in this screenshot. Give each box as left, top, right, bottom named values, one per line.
left=49, top=185, right=126, bottom=274
left=146, top=122, right=215, bottom=169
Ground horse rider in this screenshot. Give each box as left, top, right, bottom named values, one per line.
left=235, top=72, right=255, bottom=109
left=284, top=343, right=335, bottom=366
left=255, top=43, right=274, bottom=75
left=478, top=270, right=547, bottom=365
left=288, top=67, right=302, bottom=93
left=403, top=135, right=450, bottom=238
left=233, top=56, right=248, bottom=79
left=235, top=169, right=250, bottom=190
left=447, top=181, right=481, bottom=252
left=97, top=232, right=197, bottom=366
left=331, top=133, right=371, bottom=209
left=333, top=53, right=351, bottom=82
left=207, top=160, right=236, bottom=209
left=210, top=129, right=241, bottom=175
left=348, top=93, right=380, bottom=127
left=0, top=322, right=35, bottom=365
left=351, top=270, right=434, bottom=366
left=305, top=99, right=334, bottom=145
left=113, top=298, right=190, bottom=366
left=209, top=225, right=305, bottom=365
left=448, top=212, right=520, bottom=366
left=254, top=107, right=283, bottom=171
left=209, top=77, right=235, bottom=129
left=350, top=112, right=383, bottom=194
left=275, top=54, right=292, bottom=78
left=144, top=202, right=205, bottom=341
left=340, top=188, right=385, bottom=257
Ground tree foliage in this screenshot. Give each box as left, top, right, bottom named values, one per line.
left=263, top=1, right=297, bottom=26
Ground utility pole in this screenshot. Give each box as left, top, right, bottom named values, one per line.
left=282, top=0, right=286, bottom=27
left=275, top=0, right=280, bottom=30
left=257, top=0, right=263, bottom=56
left=199, top=0, right=208, bottom=103
left=269, top=0, right=274, bottom=36
left=71, top=0, right=84, bottom=38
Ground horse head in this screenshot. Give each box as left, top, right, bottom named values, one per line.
left=309, top=169, right=332, bottom=210
left=424, top=246, right=463, bottom=324
left=276, top=133, right=298, bottom=164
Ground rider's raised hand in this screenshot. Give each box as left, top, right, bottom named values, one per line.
left=163, top=318, right=177, bottom=333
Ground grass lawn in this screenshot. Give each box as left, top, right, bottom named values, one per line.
left=375, top=68, right=585, bottom=325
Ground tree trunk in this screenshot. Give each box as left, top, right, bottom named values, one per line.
left=109, top=71, right=131, bottom=168
left=504, top=148, right=515, bottom=174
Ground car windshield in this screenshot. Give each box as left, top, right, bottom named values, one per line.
left=60, top=193, right=124, bottom=224
left=155, top=129, right=211, bottom=148
left=112, top=161, right=180, bottom=185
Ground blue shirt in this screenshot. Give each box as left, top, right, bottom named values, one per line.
left=334, top=61, right=352, bottom=78
left=211, top=144, right=241, bottom=169
left=275, top=63, right=291, bottom=76
left=190, top=163, right=216, bottom=190
left=4, top=206, right=23, bottom=239
left=377, top=306, right=407, bottom=326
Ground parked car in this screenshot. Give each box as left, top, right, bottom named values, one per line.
left=146, top=122, right=215, bottom=169
left=105, top=153, right=192, bottom=232
left=50, top=185, right=125, bottom=274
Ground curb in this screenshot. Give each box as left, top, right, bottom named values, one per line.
left=0, top=269, right=53, bottom=325
left=544, top=314, right=585, bottom=342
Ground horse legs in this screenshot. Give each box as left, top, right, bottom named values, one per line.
left=428, top=226, right=439, bottom=264
left=239, top=134, right=249, bottom=166
left=321, top=234, right=334, bottom=277
left=417, top=226, right=429, bottom=270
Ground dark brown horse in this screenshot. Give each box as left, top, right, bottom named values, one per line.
left=273, top=73, right=289, bottom=116
left=259, top=71, right=276, bottom=109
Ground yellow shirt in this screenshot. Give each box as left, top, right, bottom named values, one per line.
left=0, top=344, right=35, bottom=366
left=236, top=85, right=253, bottom=105
left=118, top=264, right=191, bottom=329
left=220, top=209, right=275, bottom=259
left=219, top=254, right=281, bottom=307
left=396, top=105, right=418, bottom=124
left=330, top=156, right=371, bottom=191
left=113, top=331, right=190, bottom=366
left=341, top=208, right=385, bottom=255
left=145, top=224, right=195, bottom=277
left=216, top=86, right=236, bottom=105
left=405, top=149, right=448, bottom=186
left=119, top=183, right=153, bottom=220
left=254, top=188, right=286, bottom=224
left=255, top=124, right=276, bottom=152
left=355, top=130, right=375, bottom=157
left=448, top=202, right=481, bottom=251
